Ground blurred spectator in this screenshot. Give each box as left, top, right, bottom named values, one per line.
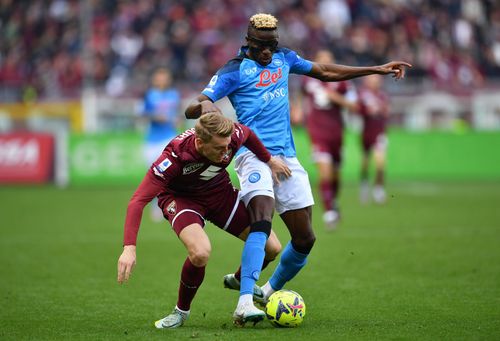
left=1, top=0, right=499, bottom=101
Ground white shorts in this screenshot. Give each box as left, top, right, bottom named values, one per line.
left=235, top=152, right=315, bottom=214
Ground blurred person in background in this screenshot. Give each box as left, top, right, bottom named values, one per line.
left=139, top=67, right=181, bottom=221
left=356, top=74, right=390, bottom=204
left=294, top=49, right=358, bottom=230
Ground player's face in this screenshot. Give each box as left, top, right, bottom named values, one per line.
left=153, top=70, right=171, bottom=89
left=198, top=135, right=231, bottom=163
left=315, top=50, right=335, bottom=64
left=364, top=74, right=383, bottom=90
left=246, top=29, right=279, bottom=66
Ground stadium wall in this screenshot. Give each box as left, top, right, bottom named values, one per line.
left=65, top=129, right=500, bottom=186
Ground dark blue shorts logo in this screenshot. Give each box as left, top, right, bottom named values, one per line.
left=248, top=172, right=261, bottom=183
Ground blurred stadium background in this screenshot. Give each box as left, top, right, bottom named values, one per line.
left=1, top=1, right=499, bottom=340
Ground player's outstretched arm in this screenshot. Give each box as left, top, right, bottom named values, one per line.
left=117, top=245, right=136, bottom=284
left=308, top=61, right=412, bottom=82
left=185, top=94, right=222, bottom=119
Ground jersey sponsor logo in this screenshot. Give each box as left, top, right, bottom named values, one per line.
left=262, top=87, right=287, bottom=101
left=183, top=162, right=204, bottom=175
left=248, top=172, right=261, bottom=183
left=255, top=68, right=282, bottom=88
left=157, top=157, right=172, bottom=172
left=167, top=200, right=176, bottom=215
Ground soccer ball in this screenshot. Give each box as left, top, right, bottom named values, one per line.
left=265, top=289, right=306, bottom=327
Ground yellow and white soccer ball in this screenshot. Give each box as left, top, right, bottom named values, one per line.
left=265, top=289, right=306, bottom=327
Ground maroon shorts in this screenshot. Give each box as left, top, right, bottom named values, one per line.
left=310, top=135, right=343, bottom=165
left=362, top=133, right=387, bottom=153
left=160, top=183, right=250, bottom=237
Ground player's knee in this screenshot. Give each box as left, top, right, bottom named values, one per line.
left=292, top=234, right=316, bottom=254
left=248, top=195, right=274, bottom=222
left=189, top=247, right=211, bottom=267
left=250, top=220, right=271, bottom=237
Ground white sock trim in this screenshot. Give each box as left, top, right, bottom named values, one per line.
left=237, top=294, right=253, bottom=307
left=175, top=305, right=190, bottom=314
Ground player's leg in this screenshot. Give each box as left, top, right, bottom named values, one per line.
left=208, top=182, right=274, bottom=325
left=372, top=134, right=388, bottom=204
left=260, top=206, right=314, bottom=300
left=155, top=202, right=208, bottom=329
left=230, top=152, right=277, bottom=293
left=327, top=138, right=343, bottom=229
left=232, top=228, right=281, bottom=282
left=260, top=157, right=315, bottom=301
left=360, top=138, right=371, bottom=204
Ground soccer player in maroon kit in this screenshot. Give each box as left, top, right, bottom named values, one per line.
left=297, top=50, right=358, bottom=230
left=117, top=113, right=291, bottom=328
left=356, top=74, right=390, bottom=204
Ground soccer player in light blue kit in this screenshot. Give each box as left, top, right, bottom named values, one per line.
left=186, top=13, right=411, bottom=318
left=140, top=67, right=181, bottom=221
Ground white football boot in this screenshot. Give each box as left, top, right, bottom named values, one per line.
left=323, top=209, right=340, bottom=231
left=232, top=301, right=266, bottom=327
left=373, top=185, right=386, bottom=204
left=154, top=306, right=189, bottom=329
left=223, top=274, right=266, bottom=305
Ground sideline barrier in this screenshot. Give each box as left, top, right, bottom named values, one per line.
left=0, top=132, right=54, bottom=183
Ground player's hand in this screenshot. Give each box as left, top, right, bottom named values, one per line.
left=117, top=245, right=137, bottom=284
left=200, top=100, right=222, bottom=115
left=267, top=156, right=291, bottom=185
left=378, top=61, right=412, bottom=80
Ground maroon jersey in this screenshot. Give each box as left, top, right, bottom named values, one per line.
left=357, top=86, right=389, bottom=148
left=302, top=78, right=352, bottom=141
left=123, top=123, right=270, bottom=245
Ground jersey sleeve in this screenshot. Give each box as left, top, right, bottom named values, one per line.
left=236, top=124, right=271, bottom=163
left=282, top=48, right=313, bottom=75
left=123, top=170, right=164, bottom=246
left=123, top=152, right=181, bottom=246
left=201, top=60, right=242, bottom=102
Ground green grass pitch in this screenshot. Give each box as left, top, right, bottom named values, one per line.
left=1, top=181, right=499, bottom=340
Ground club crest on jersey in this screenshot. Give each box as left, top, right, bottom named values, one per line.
left=157, top=157, right=172, bottom=172
left=167, top=201, right=176, bottom=215
left=256, top=68, right=282, bottom=88
left=273, top=59, right=283, bottom=67
left=183, top=162, right=204, bottom=175
left=248, top=172, right=261, bottom=183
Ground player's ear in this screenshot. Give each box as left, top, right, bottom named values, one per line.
left=194, top=136, right=204, bottom=149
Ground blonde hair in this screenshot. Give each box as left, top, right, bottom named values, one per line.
left=195, top=113, right=234, bottom=142
left=249, top=13, right=278, bottom=30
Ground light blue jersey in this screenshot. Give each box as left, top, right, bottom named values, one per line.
left=202, top=47, right=313, bottom=157
left=141, top=88, right=180, bottom=143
